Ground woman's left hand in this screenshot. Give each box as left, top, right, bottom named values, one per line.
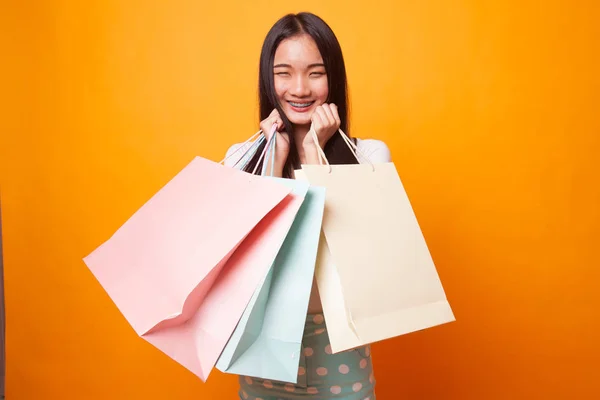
left=303, top=103, right=341, bottom=150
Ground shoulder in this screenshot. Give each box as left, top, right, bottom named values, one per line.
left=355, top=138, right=392, bottom=163
left=223, top=142, right=253, bottom=167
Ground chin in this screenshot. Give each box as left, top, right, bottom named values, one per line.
left=288, top=116, right=312, bottom=126
left=282, top=108, right=313, bottom=126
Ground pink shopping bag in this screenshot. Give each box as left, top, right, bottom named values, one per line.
left=83, top=154, right=305, bottom=381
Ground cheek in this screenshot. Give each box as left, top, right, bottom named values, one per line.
left=313, top=80, right=329, bottom=102
left=274, top=79, right=288, bottom=99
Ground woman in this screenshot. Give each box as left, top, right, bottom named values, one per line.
left=225, top=12, right=391, bottom=400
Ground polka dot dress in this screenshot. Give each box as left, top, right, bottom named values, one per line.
left=237, top=313, right=376, bottom=399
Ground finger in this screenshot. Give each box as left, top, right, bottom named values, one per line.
left=260, top=120, right=270, bottom=136
left=261, top=110, right=278, bottom=133
left=311, top=107, right=325, bottom=130
left=330, top=103, right=341, bottom=127
left=268, top=116, right=280, bottom=131
left=268, top=116, right=283, bottom=134
left=272, top=109, right=285, bottom=131
left=275, top=117, right=284, bottom=131
left=321, top=104, right=336, bottom=126
left=315, top=107, right=330, bottom=129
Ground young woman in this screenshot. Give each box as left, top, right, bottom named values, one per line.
left=225, top=12, right=391, bottom=400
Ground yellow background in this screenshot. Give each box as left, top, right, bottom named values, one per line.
left=1, top=0, right=599, bottom=398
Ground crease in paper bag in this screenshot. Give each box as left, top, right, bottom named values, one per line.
left=141, top=229, right=252, bottom=336
left=221, top=262, right=275, bottom=368
left=141, top=189, right=297, bottom=337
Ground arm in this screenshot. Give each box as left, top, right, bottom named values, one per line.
left=223, top=143, right=252, bottom=168
left=356, top=139, right=392, bottom=164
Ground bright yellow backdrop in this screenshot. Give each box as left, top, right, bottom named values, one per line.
left=1, top=0, right=599, bottom=398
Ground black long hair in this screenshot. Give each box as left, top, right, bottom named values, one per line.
left=243, top=12, right=358, bottom=178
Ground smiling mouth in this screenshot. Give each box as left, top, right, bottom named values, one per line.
left=288, top=101, right=315, bottom=108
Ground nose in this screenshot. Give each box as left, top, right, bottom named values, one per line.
left=289, top=75, right=311, bottom=97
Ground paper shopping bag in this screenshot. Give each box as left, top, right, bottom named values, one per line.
left=216, top=182, right=325, bottom=383
left=309, top=231, right=363, bottom=352
left=216, top=129, right=326, bottom=382
left=295, top=128, right=455, bottom=353
left=83, top=155, right=305, bottom=381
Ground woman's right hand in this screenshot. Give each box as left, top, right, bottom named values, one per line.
left=259, top=109, right=290, bottom=177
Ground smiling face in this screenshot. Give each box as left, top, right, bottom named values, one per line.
left=273, top=34, right=329, bottom=127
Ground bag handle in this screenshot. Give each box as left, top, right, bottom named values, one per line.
left=223, top=123, right=373, bottom=174
left=218, top=124, right=278, bottom=174
left=308, top=126, right=375, bottom=173
left=218, top=130, right=263, bottom=167
left=251, top=124, right=277, bottom=176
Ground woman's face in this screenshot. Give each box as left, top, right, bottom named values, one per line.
left=273, top=34, right=329, bottom=127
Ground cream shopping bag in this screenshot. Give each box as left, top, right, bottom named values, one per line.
left=295, top=128, right=455, bottom=353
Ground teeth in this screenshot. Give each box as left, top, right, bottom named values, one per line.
left=289, top=101, right=313, bottom=108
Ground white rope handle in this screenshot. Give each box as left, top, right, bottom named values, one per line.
left=308, top=125, right=375, bottom=172
left=218, top=130, right=262, bottom=166
left=251, top=124, right=278, bottom=175
left=223, top=124, right=375, bottom=174
left=309, top=127, right=331, bottom=172
left=338, top=128, right=375, bottom=171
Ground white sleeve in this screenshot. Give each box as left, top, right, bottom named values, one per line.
left=223, top=142, right=253, bottom=168
left=356, top=139, right=392, bottom=163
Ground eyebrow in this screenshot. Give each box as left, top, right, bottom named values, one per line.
left=273, top=63, right=326, bottom=68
